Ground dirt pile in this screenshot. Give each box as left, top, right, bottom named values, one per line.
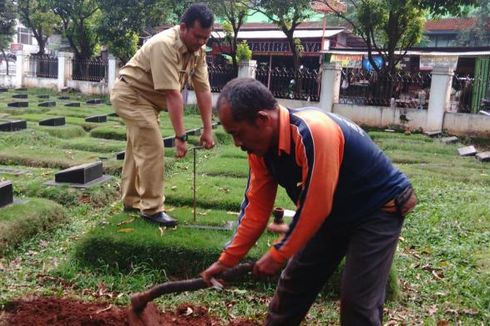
left=1, top=297, right=259, bottom=326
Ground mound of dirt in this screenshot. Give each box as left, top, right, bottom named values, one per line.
left=1, top=297, right=259, bottom=326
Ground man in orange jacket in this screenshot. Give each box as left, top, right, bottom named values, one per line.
left=201, top=78, right=416, bottom=325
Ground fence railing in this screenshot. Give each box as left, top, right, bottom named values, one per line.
left=72, top=58, right=107, bottom=82
left=256, top=66, right=320, bottom=101
left=339, top=69, right=432, bottom=108
left=30, top=54, right=58, bottom=79
left=207, top=64, right=237, bottom=92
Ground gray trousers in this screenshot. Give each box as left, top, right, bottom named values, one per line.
left=265, top=209, right=405, bottom=326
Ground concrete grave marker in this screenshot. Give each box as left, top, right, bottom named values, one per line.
left=38, top=101, right=56, bottom=107
left=39, top=117, right=66, bottom=126
left=163, top=137, right=175, bottom=148
left=15, top=88, right=27, bottom=91
left=48, top=161, right=111, bottom=188
left=65, top=102, right=80, bottom=107
left=37, top=94, right=50, bottom=99
left=0, top=167, right=29, bottom=175
left=457, top=146, right=477, bottom=157
left=0, top=120, right=27, bottom=132
left=58, top=96, right=70, bottom=100
left=0, top=88, right=8, bottom=92
left=0, top=180, right=13, bottom=208
left=440, top=136, right=458, bottom=144
left=7, top=102, right=28, bottom=108
left=476, top=152, right=490, bottom=162
left=12, top=94, right=28, bottom=99
left=116, top=151, right=125, bottom=160
left=86, top=99, right=103, bottom=105
left=107, top=112, right=118, bottom=117
left=424, top=130, right=442, bottom=137
left=85, top=115, right=107, bottom=123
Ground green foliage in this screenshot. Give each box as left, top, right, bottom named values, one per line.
left=415, top=0, right=478, bottom=16
left=96, top=0, right=171, bottom=63
left=51, top=0, right=100, bottom=59
left=0, top=0, right=16, bottom=53
left=456, top=0, right=490, bottom=46
left=17, top=0, right=61, bottom=54
left=236, top=40, right=252, bottom=62
left=0, top=198, right=66, bottom=256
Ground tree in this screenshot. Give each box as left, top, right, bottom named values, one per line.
left=51, top=0, right=100, bottom=60
left=209, top=0, right=249, bottom=72
left=457, top=0, right=490, bottom=47
left=0, top=0, right=16, bottom=75
left=96, top=0, right=171, bottom=63
left=253, top=0, right=314, bottom=71
left=326, top=0, right=477, bottom=74
left=17, top=0, right=61, bottom=55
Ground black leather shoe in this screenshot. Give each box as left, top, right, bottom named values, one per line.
left=140, top=212, right=177, bottom=227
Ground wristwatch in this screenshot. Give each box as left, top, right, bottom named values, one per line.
left=175, top=134, right=188, bottom=142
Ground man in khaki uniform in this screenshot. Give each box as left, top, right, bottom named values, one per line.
left=110, top=3, right=215, bottom=226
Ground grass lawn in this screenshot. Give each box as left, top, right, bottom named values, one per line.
left=0, top=88, right=488, bottom=324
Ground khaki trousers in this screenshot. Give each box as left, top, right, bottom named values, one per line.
left=110, top=79, right=164, bottom=215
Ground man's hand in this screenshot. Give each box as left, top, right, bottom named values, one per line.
left=201, top=261, right=230, bottom=285
left=175, top=138, right=188, bottom=158
left=253, top=251, right=284, bottom=277
left=200, top=129, right=215, bottom=149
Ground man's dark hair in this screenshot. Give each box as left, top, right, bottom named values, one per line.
left=218, top=78, right=278, bottom=122
left=181, top=3, right=214, bottom=29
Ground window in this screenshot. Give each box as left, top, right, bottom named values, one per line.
left=17, top=27, right=33, bottom=45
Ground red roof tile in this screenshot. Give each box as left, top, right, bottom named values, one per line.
left=425, top=18, right=476, bottom=31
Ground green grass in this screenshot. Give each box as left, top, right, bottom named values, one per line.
left=0, top=198, right=66, bottom=256
left=0, top=88, right=488, bottom=324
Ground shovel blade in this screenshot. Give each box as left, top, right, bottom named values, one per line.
left=127, top=303, right=162, bottom=326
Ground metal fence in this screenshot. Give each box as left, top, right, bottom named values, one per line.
left=207, top=64, right=237, bottom=92
left=30, top=54, right=58, bottom=79
left=339, top=69, right=432, bottom=108
left=256, top=65, right=320, bottom=101
left=72, top=57, right=107, bottom=82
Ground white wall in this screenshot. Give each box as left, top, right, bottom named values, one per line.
left=24, top=77, right=58, bottom=89
left=67, top=80, right=109, bottom=96
left=0, top=75, right=16, bottom=88
left=443, top=112, right=490, bottom=137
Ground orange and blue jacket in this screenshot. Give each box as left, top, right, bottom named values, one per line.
left=219, top=106, right=410, bottom=267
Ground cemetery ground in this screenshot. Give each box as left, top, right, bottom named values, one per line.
left=0, top=87, right=488, bottom=325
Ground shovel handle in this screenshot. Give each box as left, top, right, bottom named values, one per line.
left=130, top=262, right=254, bottom=312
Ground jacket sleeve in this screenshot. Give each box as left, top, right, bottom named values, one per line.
left=219, top=155, right=278, bottom=267
left=268, top=115, right=345, bottom=264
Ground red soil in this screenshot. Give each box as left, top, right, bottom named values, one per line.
left=1, top=297, right=259, bottom=326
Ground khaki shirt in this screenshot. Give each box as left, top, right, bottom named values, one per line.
left=119, top=25, right=210, bottom=110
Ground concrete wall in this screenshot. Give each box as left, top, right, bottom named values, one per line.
left=443, top=112, right=490, bottom=138
left=24, top=77, right=58, bottom=90
left=0, top=75, right=16, bottom=88
left=67, top=80, right=108, bottom=96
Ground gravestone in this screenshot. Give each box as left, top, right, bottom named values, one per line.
left=440, top=136, right=458, bottom=144
left=0, top=88, right=8, bottom=92
left=107, top=112, right=118, bottom=117
left=37, top=94, right=50, bottom=99
left=15, top=88, right=27, bottom=92
left=58, top=96, right=70, bottom=100
left=457, top=146, right=477, bottom=157
left=85, top=115, right=107, bottom=123
left=0, top=167, right=28, bottom=175
left=39, top=117, right=66, bottom=126
left=38, top=101, right=56, bottom=107
left=424, top=131, right=442, bottom=138
left=163, top=137, right=175, bottom=148
left=0, top=181, right=13, bottom=208
left=86, top=99, right=103, bottom=105
left=65, top=102, right=80, bottom=107
left=476, top=152, right=490, bottom=162
left=12, top=94, right=28, bottom=99
left=55, top=161, right=103, bottom=184
left=7, top=102, right=28, bottom=108
left=0, top=120, right=27, bottom=132
left=116, top=151, right=125, bottom=160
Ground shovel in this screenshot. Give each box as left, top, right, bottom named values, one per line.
left=128, top=262, right=254, bottom=326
